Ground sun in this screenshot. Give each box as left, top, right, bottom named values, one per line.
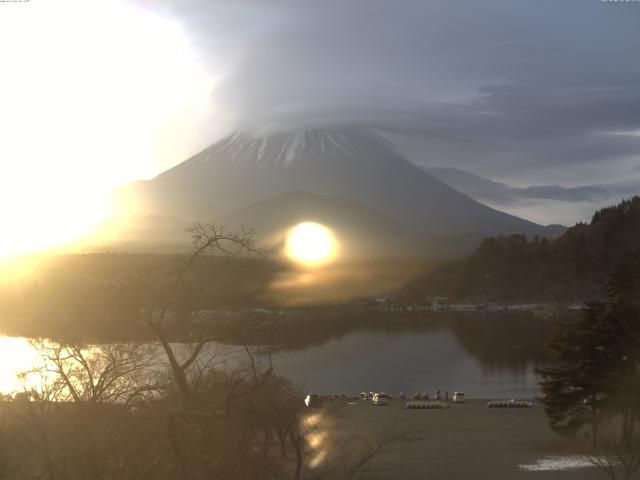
left=285, top=222, right=338, bottom=266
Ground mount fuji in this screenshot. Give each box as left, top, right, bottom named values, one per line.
left=118, top=129, right=556, bottom=256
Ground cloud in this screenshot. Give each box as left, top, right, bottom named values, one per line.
left=426, top=166, right=640, bottom=224
left=516, top=181, right=640, bottom=203
left=142, top=0, right=640, bottom=185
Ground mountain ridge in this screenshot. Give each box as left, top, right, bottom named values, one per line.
left=123, top=128, right=553, bottom=245
left=425, top=166, right=640, bottom=207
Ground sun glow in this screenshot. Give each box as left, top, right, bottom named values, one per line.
left=0, top=337, right=43, bottom=394
left=0, top=0, right=214, bottom=258
left=285, top=222, right=338, bottom=266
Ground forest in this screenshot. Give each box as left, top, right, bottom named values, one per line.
left=404, top=197, right=640, bottom=303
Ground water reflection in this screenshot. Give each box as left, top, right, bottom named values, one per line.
left=241, top=312, right=557, bottom=398
left=0, top=337, right=44, bottom=394
left=234, top=312, right=554, bottom=368
left=0, top=313, right=559, bottom=398
left=447, top=314, right=552, bottom=372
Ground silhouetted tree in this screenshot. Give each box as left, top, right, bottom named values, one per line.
left=538, top=252, right=640, bottom=445
left=116, top=223, right=290, bottom=480
left=537, top=302, right=615, bottom=442
left=586, top=425, right=640, bottom=480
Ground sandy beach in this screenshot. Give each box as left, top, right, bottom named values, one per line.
left=309, top=399, right=603, bottom=480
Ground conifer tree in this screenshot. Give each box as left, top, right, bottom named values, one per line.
left=537, top=301, right=617, bottom=443
left=538, top=251, right=640, bottom=445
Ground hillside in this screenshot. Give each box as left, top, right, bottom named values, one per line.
left=219, top=190, right=427, bottom=258
left=403, top=196, right=640, bottom=303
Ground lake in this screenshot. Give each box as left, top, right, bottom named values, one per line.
left=0, top=312, right=558, bottom=399
left=243, top=312, right=556, bottom=398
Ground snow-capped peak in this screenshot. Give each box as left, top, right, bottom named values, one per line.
left=196, top=129, right=373, bottom=168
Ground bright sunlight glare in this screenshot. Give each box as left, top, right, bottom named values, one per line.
left=285, top=222, right=338, bottom=267
left=0, top=337, right=43, bottom=394
left=0, top=0, right=214, bottom=258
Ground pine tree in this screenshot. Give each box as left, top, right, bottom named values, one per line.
left=537, top=301, right=617, bottom=442
left=537, top=251, right=640, bottom=444
left=603, top=252, right=640, bottom=444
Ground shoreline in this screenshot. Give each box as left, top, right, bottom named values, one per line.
left=315, top=399, right=600, bottom=479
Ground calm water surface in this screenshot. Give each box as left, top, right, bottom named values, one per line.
left=0, top=313, right=557, bottom=399
left=248, top=313, right=555, bottom=398
left=269, top=330, right=542, bottom=398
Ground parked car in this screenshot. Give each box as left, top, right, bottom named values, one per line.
left=305, top=394, right=323, bottom=408
left=452, top=391, right=465, bottom=403
left=372, top=393, right=389, bottom=406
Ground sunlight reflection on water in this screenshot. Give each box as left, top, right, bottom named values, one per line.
left=0, top=336, right=243, bottom=396
left=0, top=337, right=44, bottom=394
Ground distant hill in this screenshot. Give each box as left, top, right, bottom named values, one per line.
left=425, top=166, right=640, bottom=206
left=219, top=190, right=427, bottom=259
left=425, top=165, right=640, bottom=225
left=403, top=196, right=640, bottom=303
left=119, top=129, right=555, bottom=256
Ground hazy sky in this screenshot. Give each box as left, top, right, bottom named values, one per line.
left=0, top=0, right=639, bottom=254
left=146, top=0, right=640, bottom=186
left=131, top=0, right=640, bottom=225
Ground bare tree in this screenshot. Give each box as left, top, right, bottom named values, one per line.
left=0, top=223, right=303, bottom=480
left=307, top=427, right=411, bottom=480
left=114, top=223, right=284, bottom=480
left=3, top=339, right=160, bottom=480
left=117, top=223, right=260, bottom=407
left=25, top=339, right=158, bottom=406
left=291, top=403, right=413, bottom=480
left=586, top=426, right=640, bottom=480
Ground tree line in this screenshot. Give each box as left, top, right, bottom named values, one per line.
left=404, top=196, right=640, bottom=303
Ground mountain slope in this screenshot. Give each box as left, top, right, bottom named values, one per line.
left=218, top=190, right=427, bottom=258
left=425, top=167, right=517, bottom=205
left=124, top=129, right=549, bottom=238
